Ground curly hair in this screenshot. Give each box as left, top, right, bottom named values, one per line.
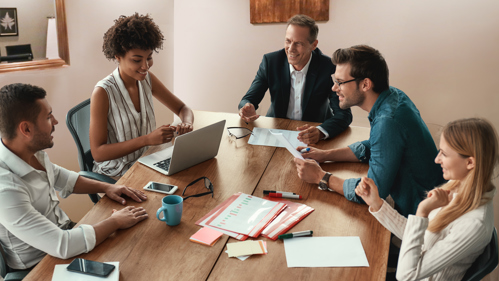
left=102, top=13, right=164, bottom=60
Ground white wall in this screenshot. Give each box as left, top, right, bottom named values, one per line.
left=0, top=0, right=55, bottom=60
left=174, top=1, right=499, bottom=279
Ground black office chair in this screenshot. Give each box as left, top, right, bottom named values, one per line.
left=1, top=246, right=29, bottom=281
left=4, top=44, right=33, bottom=63
left=462, top=228, right=498, bottom=281
left=66, top=99, right=116, bottom=204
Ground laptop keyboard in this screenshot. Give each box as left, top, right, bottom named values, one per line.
left=153, top=158, right=171, bottom=172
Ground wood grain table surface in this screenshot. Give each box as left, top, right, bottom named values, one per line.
left=24, top=111, right=389, bottom=281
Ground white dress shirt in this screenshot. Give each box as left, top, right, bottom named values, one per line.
left=0, top=140, right=96, bottom=269
left=286, top=53, right=328, bottom=138
left=370, top=188, right=495, bottom=281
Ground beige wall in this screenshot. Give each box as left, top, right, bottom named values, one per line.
left=0, top=0, right=175, bottom=221
left=174, top=1, right=499, bottom=279
left=0, top=0, right=498, bottom=279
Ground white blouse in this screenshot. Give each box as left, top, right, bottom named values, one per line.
left=92, top=67, right=156, bottom=177
left=370, top=189, right=495, bottom=281
left=0, top=140, right=96, bottom=269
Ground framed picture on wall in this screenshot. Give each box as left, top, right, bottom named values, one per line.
left=0, top=8, right=18, bottom=36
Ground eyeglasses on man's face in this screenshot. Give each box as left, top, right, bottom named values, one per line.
left=227, top=127, right=253, bottom=141
left=182, top=177, right=214, bottom=200
left=332, top=76, right=361, bottom=88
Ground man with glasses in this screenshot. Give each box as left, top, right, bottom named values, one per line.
left=238, top=14, right=352, bottom=144
left=294, top=45, right=444, bottom=280
left=295, top=45, right=444, bottom=218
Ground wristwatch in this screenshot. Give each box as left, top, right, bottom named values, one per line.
left=318, top=172, right=333, bottom=192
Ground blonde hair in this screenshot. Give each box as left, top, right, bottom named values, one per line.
left=428, top=118, right=498, bottom=232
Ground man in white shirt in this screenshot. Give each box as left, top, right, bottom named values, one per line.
left=238, top=14, right=352, bottom=144
left=0, top=83, right=148, bottom=271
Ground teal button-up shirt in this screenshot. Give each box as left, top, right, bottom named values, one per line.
left=343, top=86, right=445, bottom=217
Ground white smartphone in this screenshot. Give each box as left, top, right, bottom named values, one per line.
left=143, top=181, right=178, bottom=195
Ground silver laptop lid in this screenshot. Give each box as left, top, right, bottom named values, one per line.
left=139, top=119, right=226, bottom=176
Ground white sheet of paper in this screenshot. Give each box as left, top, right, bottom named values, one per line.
left=269, top=131, right=304, bottom=159
left=248, top=128, right=306, bottom=149
left=284, top=237, right=369, bottom=267
left=208, top=194, right=279, bottom=235
left=51, top=262, right=119, bottom=281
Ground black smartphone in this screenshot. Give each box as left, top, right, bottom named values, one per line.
left=67, top=258, right=115, bottom=277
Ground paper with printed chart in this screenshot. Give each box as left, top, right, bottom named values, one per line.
left=207, top=193, right=287, bottom=237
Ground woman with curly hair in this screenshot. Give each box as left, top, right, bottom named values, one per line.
left=90, top=13, right=194, bottom=177
left=355, top=118, right=498, bottom=280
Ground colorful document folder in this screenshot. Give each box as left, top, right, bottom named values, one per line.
left=196, top=193, right=287, bottom=240
left=261, top=197, right=314, bottom=240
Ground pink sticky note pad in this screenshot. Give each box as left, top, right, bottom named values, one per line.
left=190, top=227, right=224, bottom=246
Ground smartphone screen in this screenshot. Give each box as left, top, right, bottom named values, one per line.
left=147, top=182, right=176, bottom=192
left=67, top=258, right=115, bottom=277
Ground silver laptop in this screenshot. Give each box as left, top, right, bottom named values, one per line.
left=138, top=120, right=226, bottom=175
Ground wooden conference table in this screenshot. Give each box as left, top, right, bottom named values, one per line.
left=25, top=111, right=390, bottom=281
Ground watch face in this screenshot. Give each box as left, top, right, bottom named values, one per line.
left=318, top=181, right=327, bottom=191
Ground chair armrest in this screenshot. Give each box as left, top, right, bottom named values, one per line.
left=5, top=270, right=30, bottom=281
left=78, top=171, right=116, bottom=184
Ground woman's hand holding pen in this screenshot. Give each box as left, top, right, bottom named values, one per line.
left=355, top=177, right=384, bottom=212
left=416, top=188, right=451, bottom=218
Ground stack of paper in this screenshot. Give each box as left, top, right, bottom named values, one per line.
left=190, top=227, right=224, bottom=246
left=226, top=240, right=268, bottom=261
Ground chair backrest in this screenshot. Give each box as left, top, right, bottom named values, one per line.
left=0, top=247, right=6, bottom=278
left=462, top=228, right=498, bottom=281
left=66, top=99, right=94, bottom=172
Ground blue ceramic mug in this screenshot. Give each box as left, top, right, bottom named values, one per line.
left=156, top=195, right=183, bottom=226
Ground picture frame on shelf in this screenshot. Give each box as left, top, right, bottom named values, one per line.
left=0, top=8, right=18, bottom=36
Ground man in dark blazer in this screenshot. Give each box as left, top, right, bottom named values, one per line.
left=238, top=14, right=352, bottom=144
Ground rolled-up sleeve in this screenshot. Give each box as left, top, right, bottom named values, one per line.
left=52, top=164, right=79, bottom=198
left=0, top=186, right=96, bottom=261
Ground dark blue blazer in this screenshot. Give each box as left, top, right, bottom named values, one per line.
left=239, top=48, right=352, bottom=138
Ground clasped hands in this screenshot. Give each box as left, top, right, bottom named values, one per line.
left=355, top=177, right=451, bottom=216
left=239, top=103, right=324, bottom=144
left=146, top=123, right=193, bottom=146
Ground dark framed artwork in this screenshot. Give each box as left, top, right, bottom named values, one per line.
left=0, top=8, right=18, bottom=36
left=250, top=0, right=329, bottom=24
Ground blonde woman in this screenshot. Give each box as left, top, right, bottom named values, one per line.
left=356, top=118, right=498, bottom=280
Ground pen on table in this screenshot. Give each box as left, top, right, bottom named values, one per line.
left=278, top=230, right=313, bottom=239
left=269, top=193, right=302, bottom=199
left=263, top=190, right=297, bottom=196
left=300, top=148, right=310, bottom=153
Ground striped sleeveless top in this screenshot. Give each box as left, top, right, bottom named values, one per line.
left=92, top=67, right=156, bottom=177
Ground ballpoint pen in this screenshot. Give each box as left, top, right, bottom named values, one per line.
left=300, top=148, right=310, bottom=153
